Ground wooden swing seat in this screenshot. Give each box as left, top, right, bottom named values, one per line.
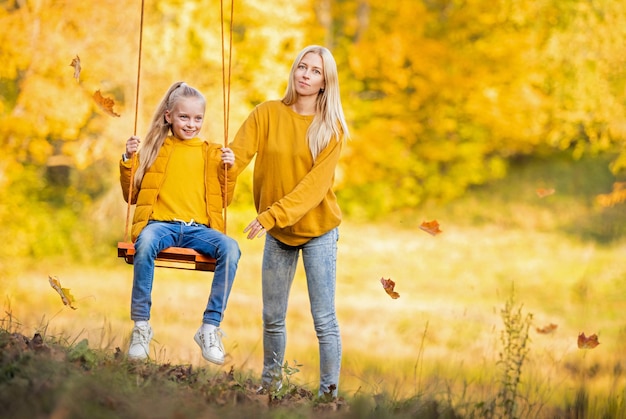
left=117, top=241, right=216, bottom=271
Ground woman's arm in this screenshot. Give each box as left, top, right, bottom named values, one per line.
left=257, top=137, right=343, bottom=230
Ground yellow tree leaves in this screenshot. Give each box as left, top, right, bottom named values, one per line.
left=48, top=275, right=77, bottom=310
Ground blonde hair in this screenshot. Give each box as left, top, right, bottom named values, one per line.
left=133, top=82, right=206, bottom=189
left=282, top=45, right=350, bottom=160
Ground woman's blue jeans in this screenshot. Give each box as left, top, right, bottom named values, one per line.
left=261, top=228, right=341, bottom=396
left=131, top=220, right=240, bottom=326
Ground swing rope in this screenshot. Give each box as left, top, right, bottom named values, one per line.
left=221, top=0, right=234, bottom=232
left=123, top=0, right=145, bottom=243
left=123, top=0, right=234, bottom=243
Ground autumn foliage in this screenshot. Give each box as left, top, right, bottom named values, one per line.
left=419, top=220, right=442, bottom=236
left=48, top=275, right=77, bottom=310
left=536, top=188, right=556, bottom=198
left=536, top=323, right=558, bottom=334
left=93, top=90, right=121, bottom=117
left=577, top=332, right=600, bottom=349
left=380, top=277, right=400, bottom=299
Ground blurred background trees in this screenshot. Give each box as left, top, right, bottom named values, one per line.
left=1, top=0, right=625, bottom=266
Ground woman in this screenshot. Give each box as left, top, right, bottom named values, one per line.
left=228, top=45, right=349, bottom=397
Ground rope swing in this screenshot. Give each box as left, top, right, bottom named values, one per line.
left=117, top=0, right=234, bottom=271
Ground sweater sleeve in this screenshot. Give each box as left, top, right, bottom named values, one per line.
left=119, top=157, right=139, bottom=204
left=257, top=136, right=343, bottom=230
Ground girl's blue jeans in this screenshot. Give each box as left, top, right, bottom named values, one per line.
left=131, top=220, right=240, bottom=326
left=261, top=228, right=341, bottom=397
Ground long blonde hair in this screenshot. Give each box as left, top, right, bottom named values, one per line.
left=282, top=45, right=350, bottom=160
left=133, top=82, right=206, bottom=189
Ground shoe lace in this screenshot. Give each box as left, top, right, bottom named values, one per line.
left=132, top=327, right=150, bottom=345
left=203, top=328, right=225, bottom=349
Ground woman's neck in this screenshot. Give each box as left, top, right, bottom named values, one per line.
left=290, top=95, right=317, bottom=116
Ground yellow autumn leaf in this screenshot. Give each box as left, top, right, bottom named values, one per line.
left=48, top=275, right=77, bottom=310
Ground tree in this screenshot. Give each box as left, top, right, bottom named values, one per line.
left=324, top=0, right=626, bottom=216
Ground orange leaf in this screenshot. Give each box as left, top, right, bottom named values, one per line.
left=380, top=277, right=400, bottom=299
left=48, top=275, right=77, bottom=310
left=536, top=188, right=555, bottom=198
left=93, top=90, right=120, bottom=117
left=577, top=332, right=600, bottom=349
left=536, top=323, right=558, bottom=334
left=69, top=55, right=81, bottom=82
left=419, top=220, right=442, bottom=236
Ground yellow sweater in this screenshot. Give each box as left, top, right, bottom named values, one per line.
left=151, top=137, right=208, bottom=224
left=229, top=100, right=343, bottom=246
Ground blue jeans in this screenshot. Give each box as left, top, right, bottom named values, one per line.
left=131, top=220, right=240, bottom=326
left=261, top=228, right=341, bottom=396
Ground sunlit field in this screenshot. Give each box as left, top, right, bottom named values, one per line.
left=4, top=175, right=626, bottom=417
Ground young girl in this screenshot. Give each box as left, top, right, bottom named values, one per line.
left=227, top=46, right=349, bottom=397
left=119, top=81, right=240, bottom=365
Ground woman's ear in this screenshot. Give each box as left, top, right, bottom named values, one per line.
left=164, top=110, right=171, bottom=124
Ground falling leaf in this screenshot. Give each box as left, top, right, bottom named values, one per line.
left=69, top=55, right=81, bottom=82
left=536, top=323, right=558, bottom=334
left=419, top=220, right=442, bottom=236
left=536, top=188, right=555, bottom=198
left=48, top=275, right=77, bottom=310
left=577, top=332, right=600, bottom=349
left=380, top=277, right=400, bottom=299
left=93, top=90, right=120, bottom=117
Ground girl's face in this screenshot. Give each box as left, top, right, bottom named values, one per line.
left=293, top=52, right=325, bottom=97
left=164, top=97, right=205, bottom=140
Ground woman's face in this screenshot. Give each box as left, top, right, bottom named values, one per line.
left=293, top=52, right=325, bottom=97
left=165, top=97, right=205, bottom=140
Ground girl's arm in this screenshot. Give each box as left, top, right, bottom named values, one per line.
left=119, top=136, right=141, bottom=204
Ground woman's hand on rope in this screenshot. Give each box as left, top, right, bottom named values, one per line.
left=243, top=218, right=266, bottom=240
left=221, top=147, right=234, bottom=168
left=126, top=136, right=141, bottom=158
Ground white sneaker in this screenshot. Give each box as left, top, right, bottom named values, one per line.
left=194, top=326, right=225, bottom=365
left=128, top=323, right=153, bottom=360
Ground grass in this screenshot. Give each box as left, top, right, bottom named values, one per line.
left=2, top=153, right=626, bottom=417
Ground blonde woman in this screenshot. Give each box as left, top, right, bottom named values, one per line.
left=120, top=82, right=240, bottom=364
left=228, top=45, right=349, bottom=397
